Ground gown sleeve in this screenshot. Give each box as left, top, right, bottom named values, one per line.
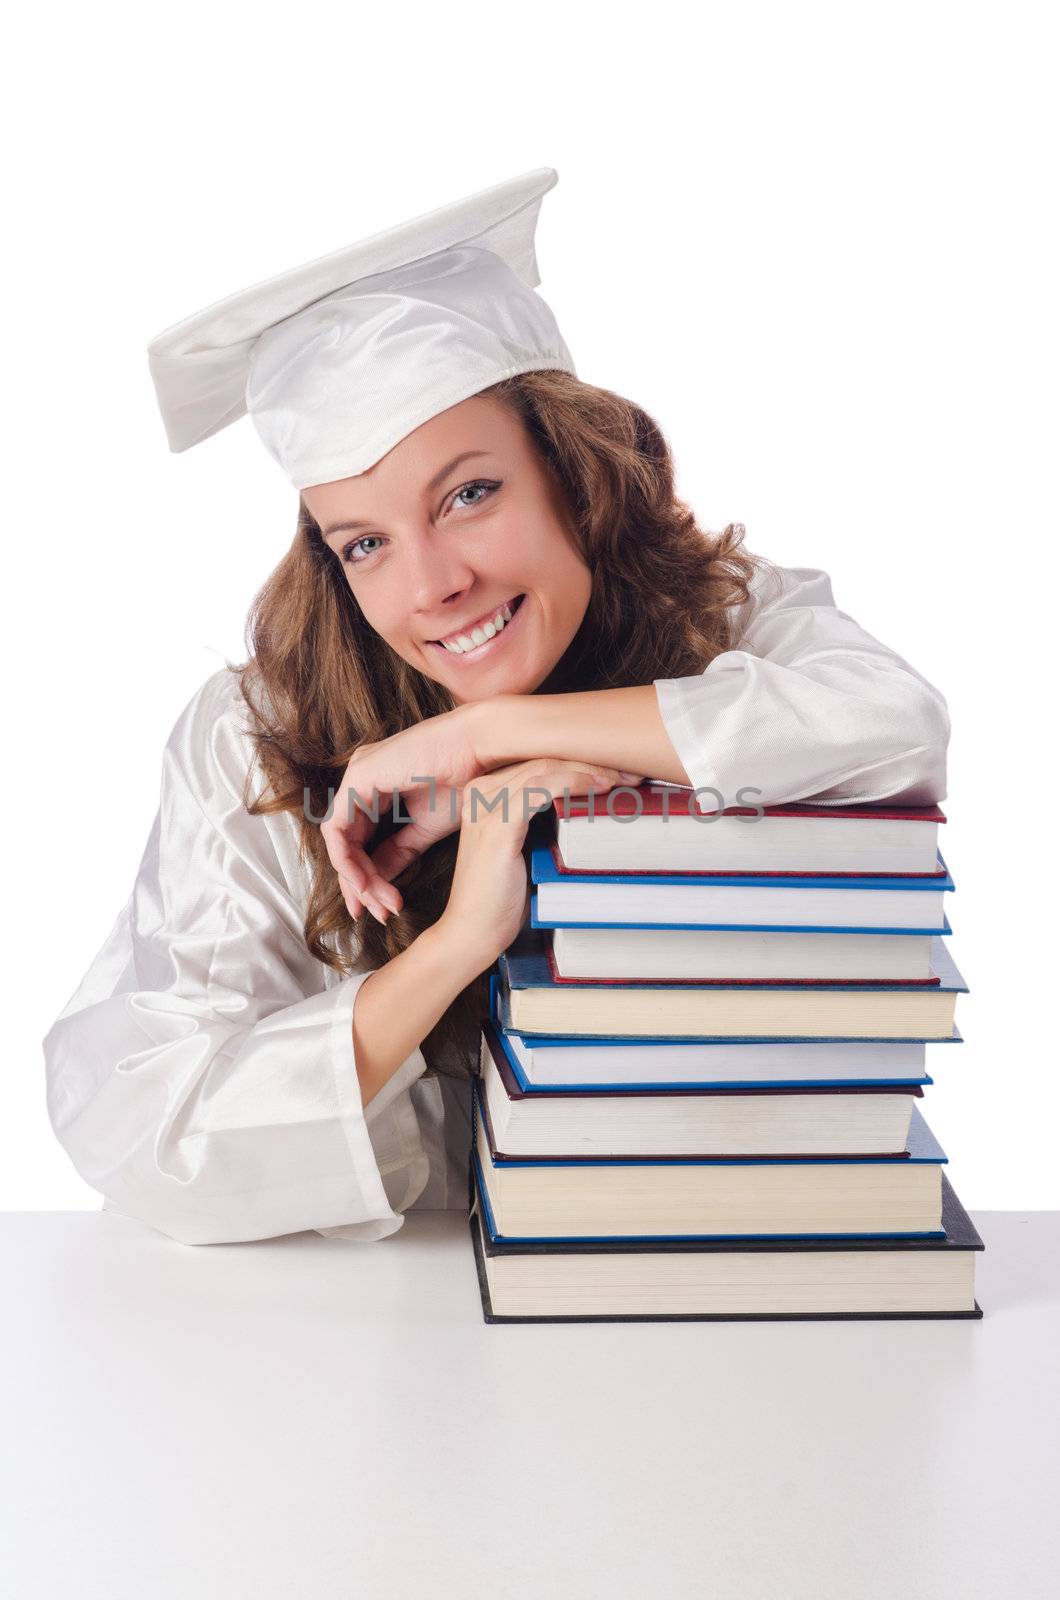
left=653, top=562, right=951, bottom=807
left=43, top=669, right=434, bottom=1247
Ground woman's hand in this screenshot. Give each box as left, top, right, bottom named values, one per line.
left=433, top=758, right=632, bottom=977
left=321, top=701, right=640, bottom=921
left=320, top=705, right=486, bottom=921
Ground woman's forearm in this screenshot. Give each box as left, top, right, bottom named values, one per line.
left=352, top=921, right=480, bottom=1107
left=479, top=686, right=693, bottom=786
left=351, top=686, right=692, bottom=1106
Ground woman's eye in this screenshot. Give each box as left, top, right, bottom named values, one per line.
left=451, top=479, right=500, bottom=511
left=340, top=481, right=499, bottom=563
left=343, top=536, right=384, bottom=564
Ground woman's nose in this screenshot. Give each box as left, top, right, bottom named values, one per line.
left=404, top=530, right=475, bottom=612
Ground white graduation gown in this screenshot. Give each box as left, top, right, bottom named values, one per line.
left=42, top=562, right=950, bottom=1247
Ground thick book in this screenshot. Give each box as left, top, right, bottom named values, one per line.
left=471, top=1077, right=948, bottom=1240
left=497, top=929, right=968, bottom=1039
left=553, top=787, right=946, bottom=874
left=478, top=1019, right=923, bottom=1157
left=535, top=908, right=950, bottom=982
left=531, top=843, right=955, bottom=930
left=468, top=1162, right=984, bottom=1321
left=490, top=976, right=956, bottom=1089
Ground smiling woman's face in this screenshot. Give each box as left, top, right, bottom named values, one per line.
left=300, top=393, right=593, bottom=703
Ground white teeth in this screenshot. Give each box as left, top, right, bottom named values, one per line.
left=438, top=597, right=519, bottom=654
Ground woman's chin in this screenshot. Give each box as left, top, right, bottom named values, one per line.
left=445, top=667, right=540, bottom=704
left=439, top=649, right=554, bottom=703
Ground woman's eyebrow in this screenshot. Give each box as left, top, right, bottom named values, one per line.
left=322, top=451, right=495, bottom=538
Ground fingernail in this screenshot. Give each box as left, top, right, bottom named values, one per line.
left=378, top=884, right=401, bottom=914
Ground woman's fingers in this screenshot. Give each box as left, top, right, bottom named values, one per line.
left=322, top=819, right=387, bottom=921
left=327, top=838, right=370, bottom=901
left=343, top=846, right=399, bottom=923
left=368, top=783, right=461, bottom=890
left=327, top=759, right=641, bottom=923
left=356, top=779, right=471, bottom=915
left=320, top=777, right=394, bottom=907
left=334, top=812, right=435, bottom=923
left=342, top=712, right=484, bottom=805
left=464, top=761, right=632, bottom=824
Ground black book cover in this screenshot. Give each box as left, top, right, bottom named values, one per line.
left=466, top=1160, right=984, bottom=1323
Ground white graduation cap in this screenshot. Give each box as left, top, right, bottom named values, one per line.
left=146, top=167, right=576, bottom=490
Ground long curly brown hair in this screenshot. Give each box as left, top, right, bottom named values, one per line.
left=228, top=370, right=770, bottom=1078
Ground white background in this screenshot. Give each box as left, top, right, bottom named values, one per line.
left=5, top=1, right=1056, bottom=1210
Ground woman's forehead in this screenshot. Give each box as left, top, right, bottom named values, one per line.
left=303, top=399, right=530, bottom=528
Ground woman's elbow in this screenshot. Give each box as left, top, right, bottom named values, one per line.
left=914, top=681, right=950, bottom=768
left=43, top=1026, right=227, bottom=1247
left=880, top=681, right=951, bottom=805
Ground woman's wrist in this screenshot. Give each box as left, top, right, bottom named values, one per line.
left=466, top=693, right=521, bottom=771
left=428, top=907, right=503, bottom=987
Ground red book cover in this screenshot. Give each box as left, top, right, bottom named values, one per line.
left=554, top=783, right=947, bottom=824
left=545, top=840, right=950, bottom=882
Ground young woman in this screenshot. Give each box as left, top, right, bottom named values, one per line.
left=42, top=172, right=950, bottom=1249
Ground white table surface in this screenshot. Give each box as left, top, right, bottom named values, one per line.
left=1, top=1207, right=1057, bottom=1600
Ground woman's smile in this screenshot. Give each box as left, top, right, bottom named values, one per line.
left=426, top=592, right=527, bottom=665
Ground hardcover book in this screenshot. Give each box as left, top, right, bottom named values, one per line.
left=489, top=976, right=957, bottom=1089
left=472, top=1078, right=949, bottom=1240
left=535, top=909, right=950, bottom=983
left=552, top=787, right=946, bottom=874
left=497, top=929, right=968, bottom=1039
left=531, top=843, right=955, bottom=930
left=478, top=1017, right=923, bottom=1157
left=468, top=1162, right=984, bottom=1322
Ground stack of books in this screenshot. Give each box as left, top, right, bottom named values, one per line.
left=468, top=784, right=982, bottom=1323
